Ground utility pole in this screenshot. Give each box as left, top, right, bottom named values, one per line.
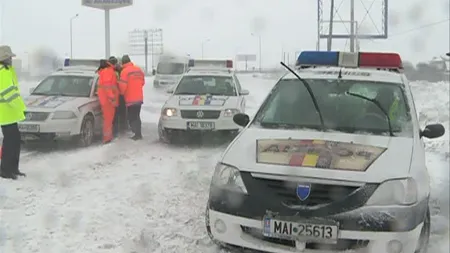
left=350, top=0, right=355, bottom=52
left=70, top=14, right=79, bottom=58
left=144, top=30, right=148, bottom=75
left=251, top=33, right=262, bottom=72
left=326, top=0, right=334, bottom=51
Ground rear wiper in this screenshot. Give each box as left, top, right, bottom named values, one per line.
left=345, top=91, right=394, bottom=136
left=280, top=62, right=325, bottom=131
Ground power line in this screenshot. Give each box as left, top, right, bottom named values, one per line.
left=390, top=19, right=450, bottom=37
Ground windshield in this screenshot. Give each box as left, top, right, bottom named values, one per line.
left=32, top=75, right=93, bottom=97
left=254, top=78, right=413, bottom=136
left=156, top=62, right=185, bottom=75
left=174, top=75, right=237, bottom=96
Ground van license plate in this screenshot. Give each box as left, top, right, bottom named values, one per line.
left=187, top=122, right=215, bottom=130
left=18, top=124, right=40, bottom=133
left=263, top=217, right=338, bottom=242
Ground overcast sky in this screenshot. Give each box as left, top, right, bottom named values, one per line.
left=2, top=0, right=449, bottom=67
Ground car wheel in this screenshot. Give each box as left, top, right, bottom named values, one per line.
left=158, top=122, right=173, bottom=144
left=415, top=207, right=430, bottom=253
left=78, top=115, right=95, bottom=147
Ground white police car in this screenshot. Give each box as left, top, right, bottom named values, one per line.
left=19, top=59, right=103, bottom=147
left=205, top=51, right=445, bottom=253
left=158, top=59, right=250, bottom=143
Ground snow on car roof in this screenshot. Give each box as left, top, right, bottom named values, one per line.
left=283, top=66, right=404, bottom=84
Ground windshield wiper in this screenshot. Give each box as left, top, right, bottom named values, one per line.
left=280, top=62, right=325, bottom=131
left=345, top=91, right=394, bottom=136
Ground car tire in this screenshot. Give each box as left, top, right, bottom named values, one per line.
left=78, top=115, right=95, bottom=147
left=415, top=207, right=431, bottom=253
left=158, top=122, right=173, bottom=144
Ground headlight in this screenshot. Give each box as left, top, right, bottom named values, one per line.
left=211, top=163, right=248, bottom=194
left=52, top=111, right=77, bottom=120
left=223, top=109, right=240, bottom=117
left=366, top=178, right=418, bottom=206
left=162, top=108, right=177, bottom=117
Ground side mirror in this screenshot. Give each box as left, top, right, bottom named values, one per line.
left=166, top=88, right=174, bottom=94
left=233, top=113, right=250, bottom=127
left=240, top=89, right=250, bottom=95
left=28, top=87, right=35, bottom=94
left=420, top=123, right=445, bottom=139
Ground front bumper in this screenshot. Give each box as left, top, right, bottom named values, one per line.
left=19, top=119, right=80, bottom=141
left=207, top=208, right=423, bottom=253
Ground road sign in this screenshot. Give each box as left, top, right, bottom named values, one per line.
left=128, top=29, right=164, bottom=74
left=236, top=54, right=257, bottom=62
left=81, top=0, right=133, bottom=10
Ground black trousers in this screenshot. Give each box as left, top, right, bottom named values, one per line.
left=1, top=123, right=21, bottom=175
left=127, top=104, right=142, bottom=137
left=113, top=95, right=128, bottom=135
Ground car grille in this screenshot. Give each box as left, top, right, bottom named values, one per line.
left=24, top=111, right=50, bottom=121
left=180, top=110, right=221, bottom=119
left=253, top=177, right=359, bottom=206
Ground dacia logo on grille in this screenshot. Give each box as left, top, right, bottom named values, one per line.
left=25, top=113, right=33, bottom=120
left=296, top=184, right=311, bottom=201
left=196, top=110, right=204, bottom=118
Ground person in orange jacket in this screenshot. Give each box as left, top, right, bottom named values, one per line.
left=97, top=59, right=119, bottom=144
left=118, top=55, right=145, bottom=140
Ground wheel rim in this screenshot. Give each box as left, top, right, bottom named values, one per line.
left=82, top=120, right=93, bottom=145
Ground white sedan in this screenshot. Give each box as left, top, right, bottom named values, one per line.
left=158, top=70, right=249, bottom=143
left=19, top=66, right=103, bottom=147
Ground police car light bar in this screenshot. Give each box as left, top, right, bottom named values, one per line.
left=296, top=51, right=403, bottom=70
left=188, top=59, right=233, bottom=68
left=64, top=58, right=100, bottom=68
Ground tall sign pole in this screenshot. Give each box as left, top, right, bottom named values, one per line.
left=129, top=28, right=164, bottom=73
left=82, top=0, right=133, bottom=58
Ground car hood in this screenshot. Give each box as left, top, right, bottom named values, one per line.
left=222, top=128, right=413, bottom=183
left=165, top=95, right=238, bottom=108
left=24, top=95, right=92, bottom=111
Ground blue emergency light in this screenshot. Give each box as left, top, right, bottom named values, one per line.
left=64, top=58, right=70, bottom=67
left=296, top=51, right=403, bottom=70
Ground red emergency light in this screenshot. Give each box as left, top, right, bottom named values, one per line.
left=358, top=52, right=403, bottom=69
left=226, top=60, right=233, bottom=68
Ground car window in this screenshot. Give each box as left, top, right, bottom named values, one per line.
left=254, top=78, right=413, bottom=137
left=156, top=62, right=185, bottom=75
left=32, top=76, right=94, bottom=97
left=174, top=75, right=237, bottom=96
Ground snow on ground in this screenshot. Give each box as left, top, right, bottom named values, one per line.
left=0, top=76, right=448, bottom=253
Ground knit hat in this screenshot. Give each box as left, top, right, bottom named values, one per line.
left=108, top=56, right=118, bottom=65
left=0, top=45, right=16, bottom=61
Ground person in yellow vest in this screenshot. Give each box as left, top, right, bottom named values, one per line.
left=0, top=45, right=27, bottom=180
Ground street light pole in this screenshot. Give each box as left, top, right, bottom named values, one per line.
left=251, top=33, right=262, bottom=72
left=201, top=39, right=210, bottom=59
left=70, top=14, right=79, bottom=58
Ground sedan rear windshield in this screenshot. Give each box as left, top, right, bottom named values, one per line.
left=253, top=78, right=413, bottom=137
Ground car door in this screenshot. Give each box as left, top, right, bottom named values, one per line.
left=234, top=75, right=246, bottom=112
left=90, top=76, right=103, bottom=131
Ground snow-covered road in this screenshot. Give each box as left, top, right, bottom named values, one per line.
left=0, top=75, right=448, bottom=253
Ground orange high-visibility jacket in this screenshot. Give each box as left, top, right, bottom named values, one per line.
left=119, top=62, right=145, bottom=106
left=97, top=64, right=119, bottom=107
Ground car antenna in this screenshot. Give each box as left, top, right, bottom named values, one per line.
left=280, top=61, right=325, bottom=131
left=345, top=91, right=394, bottom=136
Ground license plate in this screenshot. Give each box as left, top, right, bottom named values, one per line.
left=187, top=122, right=215, bottom=130
left=263, top=217, right=338, bottom=242
left=18, top=124, right=40, bottom=133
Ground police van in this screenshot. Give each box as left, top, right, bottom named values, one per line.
left=205, top=51, right=445, bottom=253
left=153, top=54, right=190, bottom=88
left=19, top=59, right=103, bottom=147
left=158, top=59, right=250, bottom=143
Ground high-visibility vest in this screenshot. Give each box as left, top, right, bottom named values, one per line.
left=388, top=97, right=399, bottom=121
left=0, top=65, right=26, bottom=126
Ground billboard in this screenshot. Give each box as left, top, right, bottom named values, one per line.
left=236, top=54, right=256, bottom=62
left=82, top=0, right=133, bottom=10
